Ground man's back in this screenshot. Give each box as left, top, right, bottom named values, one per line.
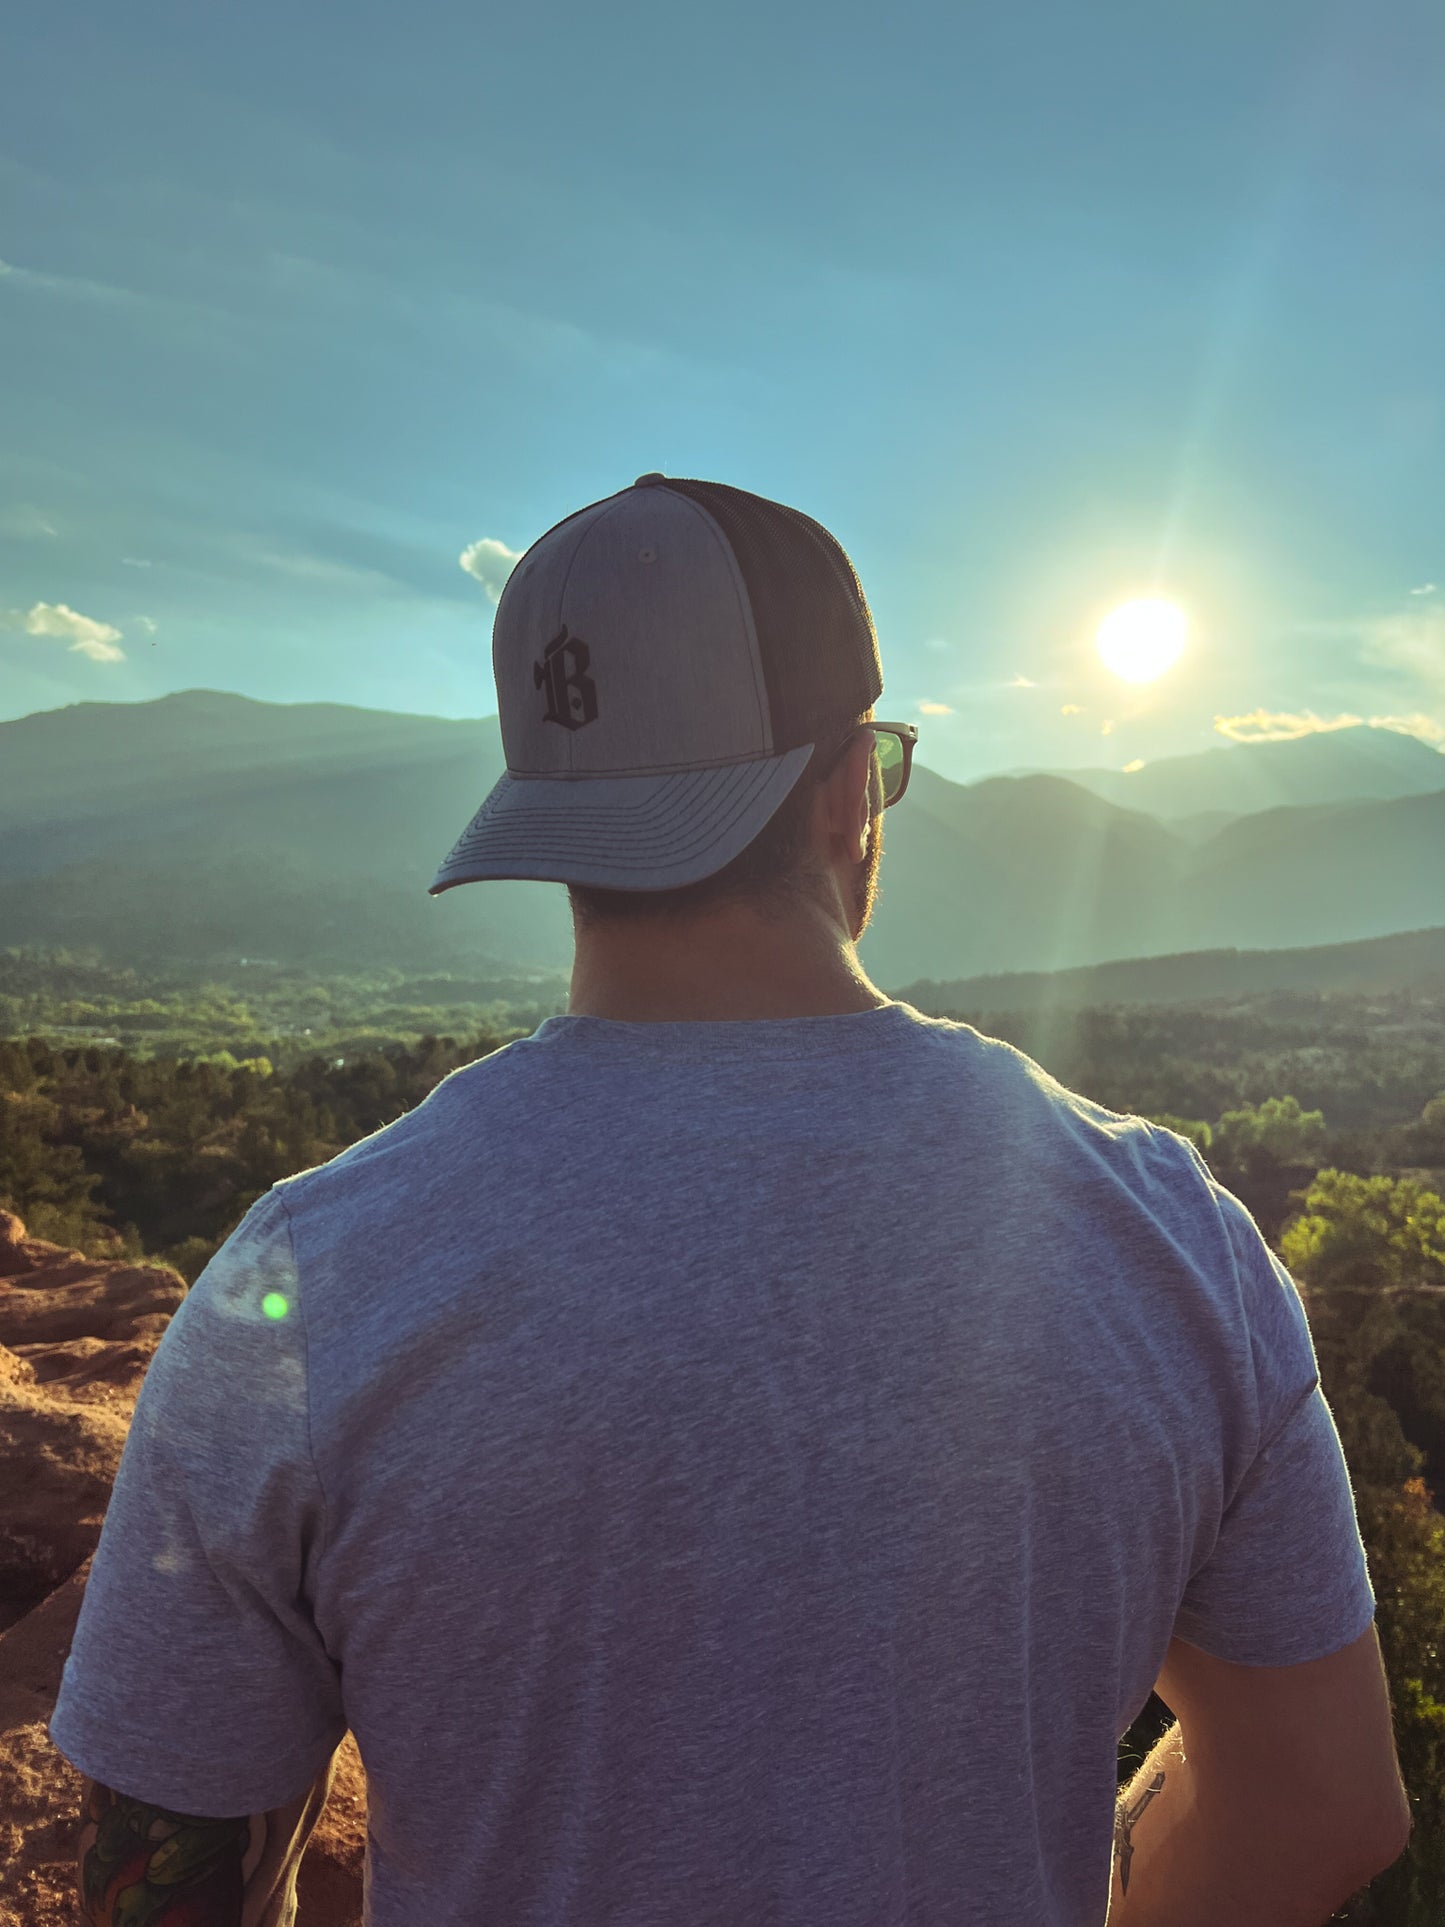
left=52, top=1001, right=1375, bottom=1924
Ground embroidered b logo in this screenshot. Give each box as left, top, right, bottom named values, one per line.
left=533, top=626, right=599, bottom=731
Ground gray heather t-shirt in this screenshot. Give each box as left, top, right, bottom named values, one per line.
left=51, top=1002, right=1376, bottom=1926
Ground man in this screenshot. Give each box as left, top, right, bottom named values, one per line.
left=52, top=475, right=1409, bottom=1925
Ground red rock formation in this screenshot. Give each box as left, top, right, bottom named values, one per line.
left=0, top=1212, right=366, bottom=1924
left=0, top=1344, right=131, bottom=1626
left=0, top=1208, right=185, bottom=1347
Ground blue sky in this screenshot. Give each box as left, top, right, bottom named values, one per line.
left=3, top=0, right=1443, bottom=781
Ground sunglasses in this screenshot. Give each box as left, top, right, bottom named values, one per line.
left=818, top=720, right=919, bottom=808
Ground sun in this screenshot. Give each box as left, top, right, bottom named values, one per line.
left=1095, top=598, right=1188, bottom=683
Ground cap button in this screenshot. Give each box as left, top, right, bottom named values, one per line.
left=633, top=472, right=667, bottom=487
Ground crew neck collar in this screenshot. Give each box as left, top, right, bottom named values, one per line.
left=528, top=999, right=927, bottom=1062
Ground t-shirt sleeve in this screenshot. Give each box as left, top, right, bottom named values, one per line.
left=1172, top=1171, right=1376, bottom=1666
left=49, top=1187, right=345, bottom=1815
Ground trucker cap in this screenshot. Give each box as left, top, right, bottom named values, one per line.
left=427, top=473, right=884, bottom=895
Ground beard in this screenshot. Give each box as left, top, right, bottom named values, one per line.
left=785, top=808, right=884, bottom=944
left=850, top=810, right=884, bottom=944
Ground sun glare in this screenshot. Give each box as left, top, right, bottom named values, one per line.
left=1096, top=599, right=1187, bottom=684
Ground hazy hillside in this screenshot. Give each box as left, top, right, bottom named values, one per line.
left=0, top=694, right=572, bottom=973
left=4, top=692, right=1444, bottom=985
left=1174, top=789, right=1445, bottom=955
left=899, top=924, right=1445, bottom=1013
left=862, top=775, right=1445, bottom=984
left=0, top=688, right=478, bottom=824
left=868, top=768, right=1182, bottom=983
left=1032, top=724, right=1445, bottom=820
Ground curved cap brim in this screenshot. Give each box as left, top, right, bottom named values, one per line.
left=427, top=744, right=815, bottom=894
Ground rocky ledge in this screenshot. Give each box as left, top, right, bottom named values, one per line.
left=0, top=1209, right=366, bottom=1924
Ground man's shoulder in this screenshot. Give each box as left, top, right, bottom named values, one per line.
left=273, top=1037, right=526, bottom=1215
left=956, top=1021, right=1177, bottom=1140
left=955, top=1024, right=1220, bottom=1213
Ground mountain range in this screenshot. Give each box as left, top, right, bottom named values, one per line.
left=1015, top=725, right=1445, bottom=822
left=2, top=692, right=1443, bottom=988
left=898, top=924, right=1445, bottom=1013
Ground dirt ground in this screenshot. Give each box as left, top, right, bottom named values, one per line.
left=0, top=1211, right=367, bottom=1924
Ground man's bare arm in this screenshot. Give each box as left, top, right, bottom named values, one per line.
left=76, top=1755, right=336, bottom=1927
left=1107, top=1623, right=1413, bottom=1927
left=1107, top=1718, right=1403, bottom=1925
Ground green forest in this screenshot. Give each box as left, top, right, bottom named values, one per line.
left=4, top=948, right=1445, bottom=1921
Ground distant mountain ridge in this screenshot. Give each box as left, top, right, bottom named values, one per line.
left=0, top=692, right=567, bottom=974
left=2, top=692, right=1443, bottom=985
left=898, top=925, right=1445, bottom=1013
left=0, top=689, right=481, bottom=824
left=1022, top=725, right=1445, bottom=820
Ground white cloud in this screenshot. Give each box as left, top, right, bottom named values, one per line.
left=1060, top=703, right=1084, bottom=716
left=1214, top=709, right=1361, bottom=743
left=1361, top=604, right=1445, bottom=692
left=1122, top=759, right=1146, bottom=774
left=0, top=505, right=58, bottom=539
left=459, top=536, right=522, bottom=602
left=134, top=615, right=159, bottom=634
left=1408, top=583, right=1437, bottom=596
left=13, top=600, right=127, bottom=662
left=922, top=636, right=950, bottom=654
left=1100, top=719, right=1115, bottom=736
left=1371, top=712, right=1445, bottom=744
left=121, top=556, right=153, bottom=569
left=251, top=546, right=396, bottom=591
left=1008, top=674, right=1037, bottom=688
left=0, top=254, right=154, bottom=313
left=917, top=700, right=953, bottom=716
left=1213, top=707, right=1444, bottom=748
left=1297, top=604, right=1445, bottom=699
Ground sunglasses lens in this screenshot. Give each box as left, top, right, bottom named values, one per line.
left=874, top=730, right=905, bottom=803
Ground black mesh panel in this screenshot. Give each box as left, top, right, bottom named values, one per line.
left=659, top=479, right=883, bottom=752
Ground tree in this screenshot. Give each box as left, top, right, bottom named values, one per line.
left=1145, top=1112, right=1212, bottom=1151
left=1208, top=1095, right=1331, bottom=1240
left=1214, top=1093, right=1328, bottom=1166
left=0, top=1087, right=110, bottom=1249
left=1282, top=1170, right=1445, bottom=1919
left=1282, top=1170, right=1445, bottom=1300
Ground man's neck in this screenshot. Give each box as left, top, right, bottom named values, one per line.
left=566, top=902, right=890, bottom=1023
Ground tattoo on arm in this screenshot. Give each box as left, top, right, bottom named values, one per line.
left=79, top=1780, right=251, bottom=1926
left=1114, top=1769, right=1167, bottom=1897
left=78, top=1760, right=335, bottom=1927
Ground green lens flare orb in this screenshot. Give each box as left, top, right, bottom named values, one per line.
left=262, top=1292, right=290, bottom=1321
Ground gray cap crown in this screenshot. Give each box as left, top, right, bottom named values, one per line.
left=429, top=475, right=883, bottom=895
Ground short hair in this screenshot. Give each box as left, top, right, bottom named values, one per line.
left=567, top=711, right=870, bottom=929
